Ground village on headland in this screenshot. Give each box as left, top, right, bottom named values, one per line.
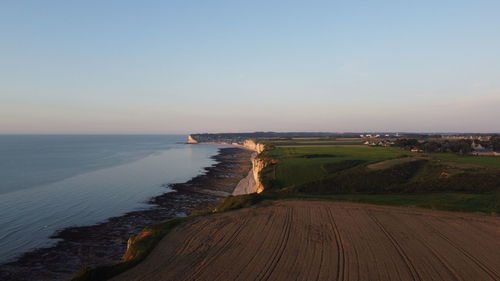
left=188, top=132, right=500, bottom=157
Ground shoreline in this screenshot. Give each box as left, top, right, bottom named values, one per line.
left=0, top=147, right=253, bottom=281
left=232, top=152, right=258, bottom=195
left=190, top=140, right=265, bottom=195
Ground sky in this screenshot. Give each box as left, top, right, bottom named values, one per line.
left=1, top=0, right=499, bottom=134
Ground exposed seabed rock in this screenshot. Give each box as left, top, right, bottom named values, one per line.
left=0, top=147, right=252, bottom=281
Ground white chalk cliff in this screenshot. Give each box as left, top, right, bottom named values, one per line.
left=187, top=135, right=198, bottom=144
left=186, top=135, right=267, bottom=195
left=242, top=139, right=266, bottom=153
left=233, top=139, right=267, bottom=195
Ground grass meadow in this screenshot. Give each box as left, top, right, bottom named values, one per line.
left=255, top=142, right=500, bottom=213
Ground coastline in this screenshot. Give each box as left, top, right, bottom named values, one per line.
left=0, top=147, right=253, bottom=281
left=232, top=152, right=258, bottom=195
left=191, top=139, right=267, bottom=195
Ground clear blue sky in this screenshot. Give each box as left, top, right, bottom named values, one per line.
left=1, top=0, right=499, bottom=133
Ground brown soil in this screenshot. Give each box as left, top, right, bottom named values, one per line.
left=113, top=200, right=500, bottom=281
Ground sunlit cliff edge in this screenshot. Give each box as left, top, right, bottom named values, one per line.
left=187, top=135, right=267, bottom=194
left=187, top=135, right=198, bottom=144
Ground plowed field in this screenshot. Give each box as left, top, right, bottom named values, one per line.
left=113, top=201, right=500, bottom=281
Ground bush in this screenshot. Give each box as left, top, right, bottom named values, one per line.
left=215, top=194, right=263, bottom=212
left=70, top=218, right=186, bottom=281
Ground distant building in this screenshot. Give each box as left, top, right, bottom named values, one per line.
left=470, top=141, right=498, bottom=156
left=471, top=141, right=488, bottom=152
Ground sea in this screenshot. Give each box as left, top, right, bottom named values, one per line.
left=0, top=135, right=224, bottom=263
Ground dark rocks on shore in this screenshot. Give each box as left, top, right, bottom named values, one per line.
left=0, top=147, right=252, bottom=281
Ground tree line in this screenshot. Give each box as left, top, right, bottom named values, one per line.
left=395, top=136, right=500, bottom=154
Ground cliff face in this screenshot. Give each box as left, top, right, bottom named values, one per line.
left=251, top=157, right=267, bottom=193
left=186, top=136, right=268, bottom=194
left=242, top=139, right=266, bottom=153
left=241, top=139, right=267, bottom=194
left=187, top=135, right=198, bottom=144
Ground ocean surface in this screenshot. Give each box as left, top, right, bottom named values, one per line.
left=0, top=135, right=224, bottom=263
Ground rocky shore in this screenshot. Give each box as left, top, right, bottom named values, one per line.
left=0, top=147, right=252, bottom=281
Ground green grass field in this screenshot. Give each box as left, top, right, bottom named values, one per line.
left=430, top=153, right=500, bottom=169
left=256, top=143, right=500, bottom=213
left=262, top=146, right=410, bottom=188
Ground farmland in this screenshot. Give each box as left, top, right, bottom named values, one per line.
left=112, top=200, right=500, bottom=281
left=431, top=153, right=500, bottom=169
left=99, top=138, right=500, bottom=281
left=258, top=140, right=500, bottom=213
left=261, top=146, right=411, bottom=189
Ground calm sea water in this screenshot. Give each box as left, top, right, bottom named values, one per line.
left=0, top=135, right=224, bottom=263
